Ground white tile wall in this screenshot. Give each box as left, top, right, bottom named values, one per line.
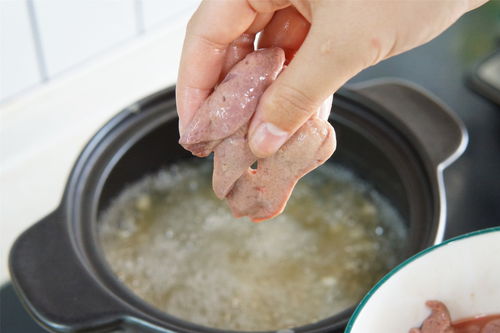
left=0, top=0, right=201, bottom=103
left=141, top=0, right=199, bottom=31
left=33, top=0, right=138, bottom=77
left=0, top=0, right=42, bottom=100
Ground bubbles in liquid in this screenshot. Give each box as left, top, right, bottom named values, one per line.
left=98, top=161, right=407, bottom=331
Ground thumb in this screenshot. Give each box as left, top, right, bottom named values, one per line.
left=248, top=21, right=369, bottom=158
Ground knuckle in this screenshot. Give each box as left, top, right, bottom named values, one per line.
left=186, top=19, right=227, bottom=54
left=190, top=32, right=227, bottom=54
left=265, top=84, right=318, bottom=131
left=366, top=35, right=397, bottom=67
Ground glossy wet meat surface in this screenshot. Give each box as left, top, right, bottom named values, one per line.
left=410, top=301, right=455, bottom=333
left=179, top=48, right=336, bottom=221
left=411, top=301, right=500, bottom=333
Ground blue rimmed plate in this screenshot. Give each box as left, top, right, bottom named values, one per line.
left=346, top=227, right=500, bottom=333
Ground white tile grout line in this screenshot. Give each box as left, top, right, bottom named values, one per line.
left=134, top=0, right=145, bottom=35
left=26, top=0, right=48, bottom=82
left=0, top=2, right=197, bottom=106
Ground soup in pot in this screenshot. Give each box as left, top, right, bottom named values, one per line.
left=98, top=161, right=407, bottom=331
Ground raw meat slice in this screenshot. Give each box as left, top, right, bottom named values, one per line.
left=179, top=47, right=336, bottom=221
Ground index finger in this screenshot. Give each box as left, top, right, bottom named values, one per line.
left=176, top=0, right=257, bottom=133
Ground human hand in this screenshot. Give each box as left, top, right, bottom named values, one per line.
left=177, top=0, right=487, bottom=158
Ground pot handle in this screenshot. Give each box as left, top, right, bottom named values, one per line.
left=350, top=79, right=468, bottom=168
left=9, top=210, right=124, bottom=332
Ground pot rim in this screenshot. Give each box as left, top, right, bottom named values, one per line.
left=9, top=81, right=467, bottom=333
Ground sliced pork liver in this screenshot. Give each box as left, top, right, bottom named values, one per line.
left=179, top=47, right=336, bottom=221
left=226, top=118, right=335, bottom=221
left=411, top=301, right=500, bottom=333
left=179, top=48, right=285, bottom=157
left=410, top=301, right=455, bottom=333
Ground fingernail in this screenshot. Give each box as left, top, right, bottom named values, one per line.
left=317, top=95, right=333, bottom=121
left=249, top=122, right=289, bottom=157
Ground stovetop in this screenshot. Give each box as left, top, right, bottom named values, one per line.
left=1, top=3, right=498, bottom=333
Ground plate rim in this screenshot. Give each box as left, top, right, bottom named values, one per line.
left=345, top=226, right=500, bottom=332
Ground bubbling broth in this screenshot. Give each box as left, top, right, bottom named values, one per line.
left=98, top=161, right=407, bottom=331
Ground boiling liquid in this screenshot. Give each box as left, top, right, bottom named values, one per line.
left=98, top=161, right=407, bottom=331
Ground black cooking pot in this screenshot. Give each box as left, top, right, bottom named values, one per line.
left=9, top=79, right=466, bottom=333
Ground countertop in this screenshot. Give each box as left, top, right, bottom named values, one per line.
left=1, top=3, right=499, bottom=333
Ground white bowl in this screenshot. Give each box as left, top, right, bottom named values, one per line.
left=346, top=227, right=500, bottom=333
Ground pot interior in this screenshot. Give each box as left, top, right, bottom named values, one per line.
left=70, top=89, right=435, bottom=332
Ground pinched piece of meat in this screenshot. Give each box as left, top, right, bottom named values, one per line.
left=179, top=47, right=336, bottom=221
left=411, top=301, right=500, bottom=333
left=482, top=319, right=500, bottom=333
left=226, top=118, right=335, bottom=221
left=410, top=301, right=455, bottom=333
left=212, top=125, right=255, bottom=199
left=179, top=48, right=285, bottom=157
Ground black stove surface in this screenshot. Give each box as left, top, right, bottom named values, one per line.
left=2, top=3, right=499, bottom=333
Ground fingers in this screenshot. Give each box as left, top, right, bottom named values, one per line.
left=317, top=94, right=333, bottom=121
left=177, top=0, right=291, bottom=135
left=247, top=12, right=275, bottom=34
left=219, top=33, right=256, bottom=80
left=177, top=0, right=257, bottom=133
left=257, top=6, right=310, bottom=64
left=467, top=0, right=489, bottom=11
left=247, top=0, right=290, bottom=13
left=248, top=18, right=366, bottom=158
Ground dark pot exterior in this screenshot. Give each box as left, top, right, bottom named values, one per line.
left=9, top=79, right=467, bottom=333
